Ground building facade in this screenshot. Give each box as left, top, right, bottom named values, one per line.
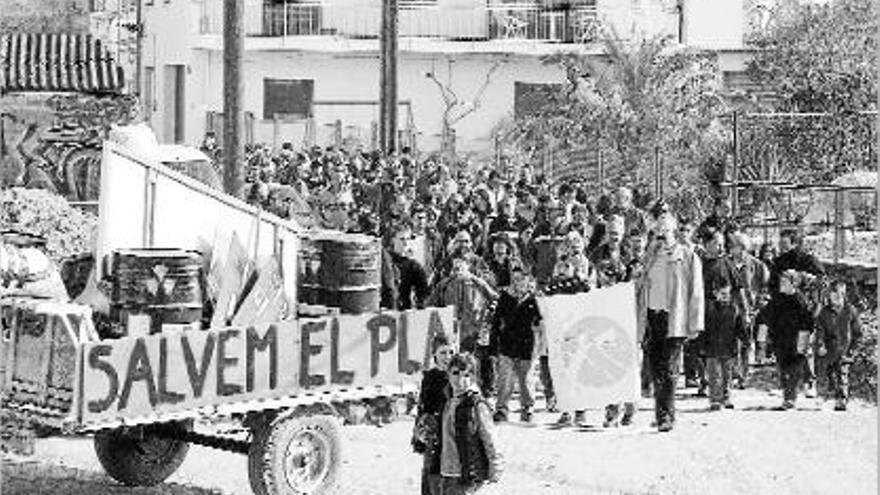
left=130, top=0, right=764, bottom=154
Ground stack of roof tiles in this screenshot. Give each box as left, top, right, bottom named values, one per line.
left=0, top=33, right=125, bottom=94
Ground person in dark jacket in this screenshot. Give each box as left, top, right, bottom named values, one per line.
left=688, top=229, right=746, bottom=395
left=756, top=269, right=815, bottom=410
left=487, top=196, right=529, bottom=254
left=768, top=228, right=825, bottom=296
left=413, top=336, right=453, bottom=495
left=492, top=266, right=541, bottom=423
left=385, top=224, right=431, bottom=310
left=485, top=233, right=522, bottom=290
left=702, top=282, right=748, bottom=410
left=768, top=228, right=825, bottom=398
left=816, top=281, right=862, bottom=411
left=438, top=353, right=501, bottom=494
left=696, top=198, right=736, bottom=243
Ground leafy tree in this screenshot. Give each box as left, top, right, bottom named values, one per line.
left=744, top=0, right=877, bottom=183
left=507, top=27, right=728, bottom=217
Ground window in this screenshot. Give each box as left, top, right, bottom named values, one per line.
left=263, top=78, right=314, bottom=120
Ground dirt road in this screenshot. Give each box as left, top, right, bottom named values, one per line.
left=2, top=387, right=876, bottom=495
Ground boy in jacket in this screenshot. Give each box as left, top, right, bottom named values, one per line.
left=492, top=266, right=541, bottom=422
left=757, top=269, right=814, bottom=410
left=702, top=281, right=748, bottom=410
left=816, top=281, right=862, bottom=411
left=438, top=353, right=501, bottom=495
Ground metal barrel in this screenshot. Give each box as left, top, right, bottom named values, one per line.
left=110, top=248, right=205, bottom=334
left=299, top=233, right=381, bottom=314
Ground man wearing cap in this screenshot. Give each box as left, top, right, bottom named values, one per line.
left=638, top=213, right=704, bottom=432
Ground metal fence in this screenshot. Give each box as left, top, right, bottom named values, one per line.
left=236, top=0, right=600, bottom=42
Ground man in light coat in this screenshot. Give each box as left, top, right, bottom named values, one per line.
left=637, top=213, right=704, bottom=432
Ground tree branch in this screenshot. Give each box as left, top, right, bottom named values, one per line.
left=449, top=60, right=502, bottom=125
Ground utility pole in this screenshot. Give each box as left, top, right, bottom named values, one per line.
left=135, top=0, right=144, bottom=113
left=379, top=0, right=398, bottom=155
left=223, top=0, right=245, bottom=198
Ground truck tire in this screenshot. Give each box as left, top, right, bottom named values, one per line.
left=250, top=413, right=343, bottom=495
left=94, top=422, right=189, bottom=487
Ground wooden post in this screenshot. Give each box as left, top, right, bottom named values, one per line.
left=653, top=146, right=661, bottom=199
left=307, top=117, right=316, bottom=147
left=334, top=119, right=343, bottom=147
left=379, top=0, right=399, bottom=155
left=135, top=0, right=144, bottom=110
left=494, top=131, right=501, bottom=170
left=833, top=189, right=844, bottom=264
left=273, top=114, right=280, bottom=151
left=731, top=111, right=740, bottom=217
left=223, top=0, right=245, bottom=197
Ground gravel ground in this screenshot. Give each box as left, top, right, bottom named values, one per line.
left=2, top=385, right=876, bottom=495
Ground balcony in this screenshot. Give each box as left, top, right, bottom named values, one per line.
left=201, top=0, right=601, bottom=44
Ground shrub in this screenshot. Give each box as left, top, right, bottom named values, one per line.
left=0, top=187, right=97, bottom=263
left=849, top=312, right=878, bottom=403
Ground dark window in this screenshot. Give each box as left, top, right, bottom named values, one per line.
left=263, top=78, right=314, bottom=120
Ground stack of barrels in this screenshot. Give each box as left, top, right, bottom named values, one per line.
left=298, top=232, right=381, bottom=314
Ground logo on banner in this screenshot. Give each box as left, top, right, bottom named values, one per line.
left=560, top=316, right=634, bottom=387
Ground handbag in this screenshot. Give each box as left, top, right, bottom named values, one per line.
left=411, top=413, right=440, bottom=455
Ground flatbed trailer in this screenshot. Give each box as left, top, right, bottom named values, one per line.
left=1, top=297, right=454, bottom=494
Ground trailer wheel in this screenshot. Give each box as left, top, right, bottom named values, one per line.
left=250, top=413, right=343, bottom=495
left=94, top=422, right=190, bottom=487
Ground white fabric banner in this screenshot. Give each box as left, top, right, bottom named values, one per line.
left=537, top=283, right=640, bottom=410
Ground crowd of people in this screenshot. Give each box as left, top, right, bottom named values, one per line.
left=222, top=139, right=864, bottom=495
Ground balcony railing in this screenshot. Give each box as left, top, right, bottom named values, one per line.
left=215, top=1, right=602, bottom=43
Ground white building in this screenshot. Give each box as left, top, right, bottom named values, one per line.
left=131, top=0, right=763, bottom=154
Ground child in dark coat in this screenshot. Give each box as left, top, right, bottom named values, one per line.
left=492, top=266, right=541, bottom=423
left=756, top=269, right=815, bottom=410
left=702, top=282, right=748, bottom=410
left=816, top=281, right=862, bottom=411
left=413, top=336, right=454, bottom=495
left=438, top=353, right=502, bottom=494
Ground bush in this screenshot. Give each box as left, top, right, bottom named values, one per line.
left=0, top=187, right=97, bottom=263
left=849, top=312, right=878, bottom=403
